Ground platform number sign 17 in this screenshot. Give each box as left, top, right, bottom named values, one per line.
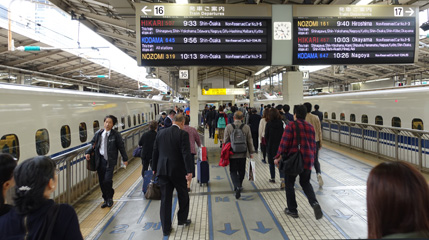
left=154, top=5, right=164, bottom=16
left=179, top=70, right=189, bottom=80
left=394, top=7, right=403, bottom=17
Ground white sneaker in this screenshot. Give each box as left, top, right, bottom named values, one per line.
left=317, top=173, right=324, bottom=187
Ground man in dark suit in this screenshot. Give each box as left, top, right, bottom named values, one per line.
left=138, top=120, right=158, bottom=177
left=163, top=109, right=176, bottom=129
left=85, top=115, right=128, bottom=208
left=311, top=104, right=324, bottom=123
left=152, top=114, right=193, bottom=236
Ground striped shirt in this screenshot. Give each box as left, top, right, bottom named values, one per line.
left=275, top=119, right=316, bottom=170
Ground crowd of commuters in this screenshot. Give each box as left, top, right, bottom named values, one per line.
left=2, top=101, right=429, bottom=239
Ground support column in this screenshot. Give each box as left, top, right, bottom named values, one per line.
left=78, top=85, right=84, bottom=91
left=190, top=67, right=199, bottom=128
left=249, top=76, right=254, bottom=108
left=282, top=71, right=303, bottom=107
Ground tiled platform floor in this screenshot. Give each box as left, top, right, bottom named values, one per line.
left=75, top=140, right=392, bottom=240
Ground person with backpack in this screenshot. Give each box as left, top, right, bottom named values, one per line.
left=215, top=106, right=228, bottom=148
left=223, top=111, right=255, bottom=199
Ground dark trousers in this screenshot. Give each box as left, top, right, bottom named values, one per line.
left=314, top=141, right=321, bottom=174
left=285, top=169, right=318, bottom=213
left=251, top=132, right=259, bottom=152
left=97, top=157, right=115, bottom=201
left=229, top=158, right=246, bottom=190
left=269, top=163, right=285, bottom=179
left=208, top=124, right=215, bottom=138
left=141, top=158, right=150, bottom=178
left=260, top=143, right=266, bottom=161
left=159, top=175, right=190, bottom=234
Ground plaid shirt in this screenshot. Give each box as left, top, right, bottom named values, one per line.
left=275, top=119, right=316, bottom=170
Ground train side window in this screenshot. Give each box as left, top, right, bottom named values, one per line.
left=392, top=117, right=401, bottom=128
left=375, top=116, right=383, bottom=125
left=324, top=112, right=328, bottom=119
left=412, top=119, right=424, bottom=130
left=128, top=115, right=131, bottom=128
left=121, top=117, right=125, bottom=130
left=331, top=112, right=336, bottom=120
left=93, top=120, right=100, bottom=133
left=142, top=113, right=145, bottom=123
left=362, top=115, right=368, bottom=123
left=79, top=122, right=87, bottom=143
left=1, top=134, right=20, bottom=160
left=340, top=113, right=345, bottom=121
left=350, top=114, right=356, bottom=122
left=152, top=112, right=154, bottom=121
left=60, top=125, right=71, bottom=148
left=138, top=114, right=141, bottom=125
left=133, top=114, right=137, bottom=126
left=35, top=129, right=49, bottom=155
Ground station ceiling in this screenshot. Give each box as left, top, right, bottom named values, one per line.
left=2, top=0, right=429, bottom=95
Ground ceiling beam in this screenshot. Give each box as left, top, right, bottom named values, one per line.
left=53, top=63, right=96, bottom=75
left=7, top=50, right=62, bottom=66
left=96, top=29, right=135, bottom=43
left=37, top=57, right=81, bottom=71
left=74, top=10, right=134, bottom=32
left=114, top=42, right=136, bottom=52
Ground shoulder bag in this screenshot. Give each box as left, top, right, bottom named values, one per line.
left=144, top=175, right=161, bottom=200
left=87, top=130, right=102, bottom=171
left=280, top=121, right=304, bottom=176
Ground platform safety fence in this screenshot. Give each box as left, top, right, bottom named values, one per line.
left=323, top=120, right=429, bottom=172
left=51, top=124, right=149, bottom=205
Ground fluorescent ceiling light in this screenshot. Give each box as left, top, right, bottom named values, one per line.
left=237, top=79, right=248, bottom=86
left=355, top=0, right=373, bottom=5
left=365, top=78, right=390, bottom=83
left=255, top=66, right=270, bottom=76
left=299, top=65, right=330, bottom=73
left=176, top=0, right=188, bottom=3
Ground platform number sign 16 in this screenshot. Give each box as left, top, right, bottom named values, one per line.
left=154, top=5, right=164, bottom=16
left=394, top=7, right=403, bottom=17
left=179, top=70, right=189, bottom=80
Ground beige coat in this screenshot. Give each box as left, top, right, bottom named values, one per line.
left=223, top=120, right=256, bottom=159
left=258, top=118, right=267, bottom=143
left=305, top=113, right=322, bottom=144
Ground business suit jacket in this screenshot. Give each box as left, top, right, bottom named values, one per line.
left=85, top=129, right=128, bottom=169
left=139, top=129, right=157, bottom=162
left=152, top=125, right=193, bottom=179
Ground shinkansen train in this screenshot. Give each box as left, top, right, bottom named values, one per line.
left=0, top=83, right=185, bottom=162
left=238, top=85, right=428, bottom=130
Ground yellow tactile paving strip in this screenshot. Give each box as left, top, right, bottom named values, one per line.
left=77, top=160, right=142, bottom=238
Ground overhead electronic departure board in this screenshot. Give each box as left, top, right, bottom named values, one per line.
left=136, top=4, right=272, bottom=66
left=292, top=6, right=419, bottom=65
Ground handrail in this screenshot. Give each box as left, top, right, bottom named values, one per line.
left=51, top=124, right=149, bottom=204
left=322, top=119, right=429, bottom=172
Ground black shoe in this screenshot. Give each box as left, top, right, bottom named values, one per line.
left=163, top=228, right=172, bottom=236
left=312, top=202, right=323, bottom=220
left=269, top=179, right=275, bottom=183
left=107, top=198, right=113, bottom=207
left=284, top=208, right=299, bottom=218
left=235, top=187, right=241, bottom=199
left=262, top=159, right=267, bottom=164
left=101, top=201, right=108, bottom=208
left=178, top=219, right=192, bottom=226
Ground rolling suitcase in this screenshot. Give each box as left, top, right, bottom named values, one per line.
left=142, top=170, right=154, bottom=193
left=197, top=160, right=209, bottom=186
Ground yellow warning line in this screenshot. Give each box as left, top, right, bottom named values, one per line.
left=79, top=164, right=142, bottom=238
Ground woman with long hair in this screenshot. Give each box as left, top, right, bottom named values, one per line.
left=0, top=156, right=83, bottom=239
left=0, top=153, right=17, bottom=216
left=367, top=161, right=429, bottom=239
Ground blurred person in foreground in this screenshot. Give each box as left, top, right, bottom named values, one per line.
left=367, top=161, right=429, bottom=239
left=0, top=156, right=83, bottom=239
left=0, top=153, right=17, bottom=216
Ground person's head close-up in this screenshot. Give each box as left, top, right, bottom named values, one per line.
left=13, top=156, right=58, bottom=215
left=0, top=153, right=17, bottom=207
left=367, top=161, right=429, bottom=239
left=104, top=115, right=117, bottom=131
left=293, top=105, right=307, bottom=120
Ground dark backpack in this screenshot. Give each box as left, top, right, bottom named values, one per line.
left=230, top=124, right=247, bottom=153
